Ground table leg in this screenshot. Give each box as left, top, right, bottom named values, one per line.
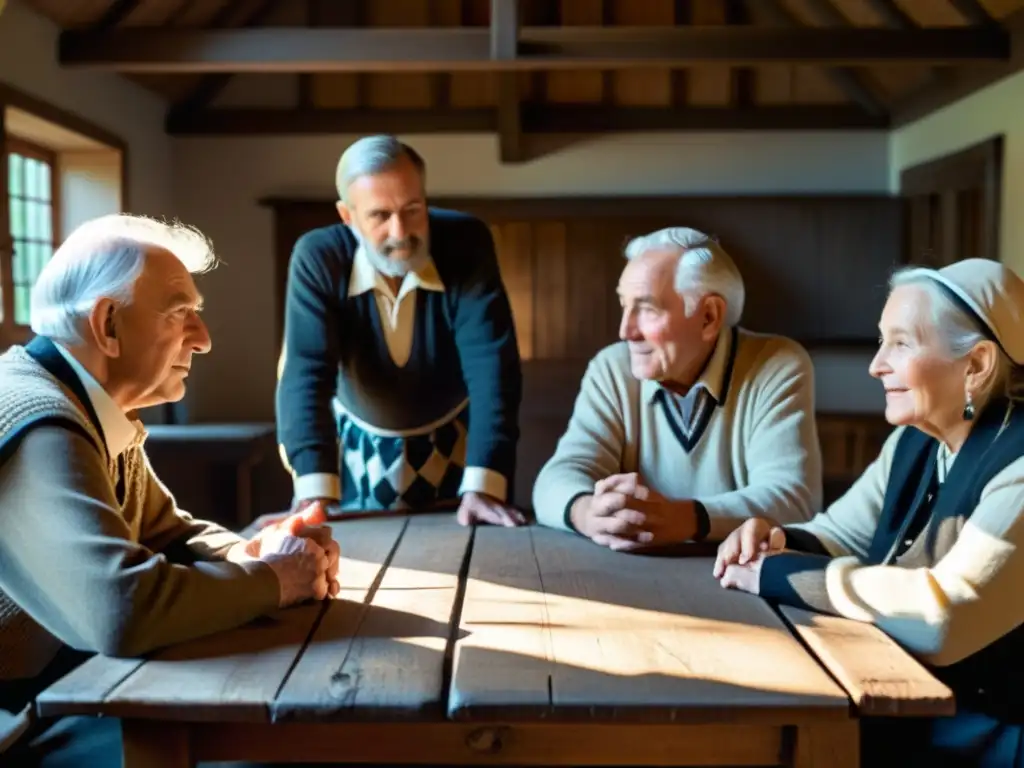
left=122, top=719, right=192, bottom=768
left=792, top=721, right=859, bottom=768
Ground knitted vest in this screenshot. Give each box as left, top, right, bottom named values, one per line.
left=0, top=343, right=148, bottom=681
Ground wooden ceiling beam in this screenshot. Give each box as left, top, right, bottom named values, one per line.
left=726, top=0, right=755, bottom=109
left=165, top=0, right=283, bottom=129
left=165, top=105, right=888, bottom=136
left=60, top=26, right=1010, bottom=72
left=862, top=0, right=916, bottom=29
left=892, top=6, right=1024, bottom=126
left=947, top=0, right=998, bottom=27
left=757, top=0, right=887, bottom=117
left=492, top=0, right=523, bottom=164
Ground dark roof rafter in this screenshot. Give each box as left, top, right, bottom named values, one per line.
left=165, top=104, right=889, bottom=136
left=60, top=25, right=1011, bottom=73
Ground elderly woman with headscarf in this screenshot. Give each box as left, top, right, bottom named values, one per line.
left=713, top=258, right=1024, bottom=766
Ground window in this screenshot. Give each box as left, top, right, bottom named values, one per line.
left=5, top=138, right=58, bottom=329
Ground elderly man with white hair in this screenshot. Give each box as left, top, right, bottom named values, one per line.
left=0, top=214, right=340, bottom=767
left=533, top=227, right=822, bottom=550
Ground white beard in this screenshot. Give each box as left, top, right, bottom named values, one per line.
left=350, top=225, right=429, bottom=278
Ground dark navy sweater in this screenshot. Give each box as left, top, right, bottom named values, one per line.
left=275, top=208, right=522, bottom=493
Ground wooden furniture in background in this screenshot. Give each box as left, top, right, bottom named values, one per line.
left=36, top=514, right=953, bottom=768
left=142, top=377, right=888, bottom=526
left=265, top=194, right=902, bottom=358
left=901, top=134, right=1004, bottom=266
left=144, top=424, right=283, bottom=529
left=817, top=412, right=892, bottom=505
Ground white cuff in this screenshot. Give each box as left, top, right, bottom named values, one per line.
left=459, top=466, right=508, bottom=502
left=294, top=473, right=341, bottom=502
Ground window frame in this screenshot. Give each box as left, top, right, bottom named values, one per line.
left=0, top=82, right=128, bottom=352
left=5, top=136, right=60, bottom=337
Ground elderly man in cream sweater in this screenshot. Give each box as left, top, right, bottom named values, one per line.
left=533, top=227, right=821, bottom=551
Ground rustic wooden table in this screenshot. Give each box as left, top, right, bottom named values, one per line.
left=35, top=514, right=954, bottom=767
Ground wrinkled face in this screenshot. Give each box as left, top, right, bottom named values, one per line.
left=616, top=248, right=714, bottom=382
left=108, top=247, right=211, bottom=410
left=869, top=284, right=968, bottom=430
left=337, top=155, right=430, bottom=278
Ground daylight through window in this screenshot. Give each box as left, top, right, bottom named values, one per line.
left=6, top=140, right=57, bottom=326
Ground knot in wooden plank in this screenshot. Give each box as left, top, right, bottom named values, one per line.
left=465, top=726, right=507, bottom=754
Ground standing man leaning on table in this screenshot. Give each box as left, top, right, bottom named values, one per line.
left=533, top=226, right=821, bottom=549
left=275, top=135, right=525, bottom=526
left=0, top=214, right=340, bottom=768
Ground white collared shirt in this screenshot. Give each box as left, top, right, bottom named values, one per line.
left=52, top=343, right=142, bottom=459
left=346, top=245, right=445, bottom=367
left=294, top=244, right=508, bottom=504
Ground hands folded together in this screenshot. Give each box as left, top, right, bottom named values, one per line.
left=712, top=517, right=787, bottom=595
left=571, top=475, right=788, bottom=593
left=231, top=502, right=342, bottom=608
left=570, top=472, right=698, bottom=551
left=232, top=487, right=786, bottom=605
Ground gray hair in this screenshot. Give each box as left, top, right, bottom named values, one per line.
left=624, top=226, right=745, bottom=326
left=889, top=266, right=1024, bottom=402
left=335, top=135, right=426, bottom=205
left=30, top=214, right=216, bottom=346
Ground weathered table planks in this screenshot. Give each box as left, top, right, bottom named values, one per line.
left=34, top=513, right=952, bottom=767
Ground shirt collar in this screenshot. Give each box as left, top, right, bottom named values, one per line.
left=642, top=326, right=733, bottom=405
left=52, top=342, right=143, bottom=458
left=347, top=245, right=445, bottom=300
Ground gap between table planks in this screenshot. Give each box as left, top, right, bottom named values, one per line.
left=777, top=605, right=955, bottom=717
left=36, top=515, right=410, bottom=721
left=450, top=526, right=853, bottom=724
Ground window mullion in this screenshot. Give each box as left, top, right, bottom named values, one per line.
left=0, top=109, right=15, bottom=335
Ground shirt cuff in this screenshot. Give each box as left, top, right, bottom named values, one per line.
left=459, top=466, right=508, bottom=502
left=294, top=473, right=341, bottom=502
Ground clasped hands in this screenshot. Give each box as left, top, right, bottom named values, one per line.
left=570, top=472, right=698, bottom=551
left=229, top=501, right=341, bottom=607
left=712, top=517, right=787, bottom=595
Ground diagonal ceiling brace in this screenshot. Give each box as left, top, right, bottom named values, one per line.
left=86, top=0, right=144, bottom=32
left=947, top=0, right=998, bottom=27
left=165, top=0, right=284, bottom=129
left=755, top=0, right=887, bottom=117
left=863, top=0, right=916, bottom=29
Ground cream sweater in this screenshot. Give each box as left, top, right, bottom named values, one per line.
left=532, top=328, right=822, bottom=538
left=786, top=425, right=1024, bottom=667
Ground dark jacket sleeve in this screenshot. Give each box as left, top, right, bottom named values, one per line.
left=275, top=229, right=344, bottom=480
left=446, top=217, right=523, bottom=495
left=759, top=527, right=839, bottom=615
left=759, top=552, right=840, bottom=615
